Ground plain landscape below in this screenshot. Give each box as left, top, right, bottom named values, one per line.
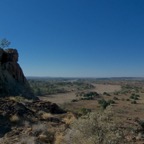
left=1, top=76, right=144, bottom=143
left=39, top=83, right=121, bottom=104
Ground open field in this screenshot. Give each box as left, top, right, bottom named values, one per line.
left=92, top=83, right=121, bottom=93
left=39, top=84, right=121, bottom=104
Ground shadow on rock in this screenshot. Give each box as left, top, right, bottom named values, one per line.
left=0, top=115, right=11, bottom=138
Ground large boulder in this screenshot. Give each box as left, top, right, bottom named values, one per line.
left=0, top=48, right=38, bottom=100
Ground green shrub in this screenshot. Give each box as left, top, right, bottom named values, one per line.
left=98, top=99, right=110, bottom=109
left=79, top=91, right=99, bottom=100
left=103, top=92, right=111, bottom=96
left=81, top=97, right=93, bottom=100
left=131, top=100, right=137, bottom=104
left=71, top=99, right=78, bottom=102
left=135, top=118, right=144, bottom=130
left=130, top=94, right=140, bottom=100
left=79, top=108, right=91, bottom=115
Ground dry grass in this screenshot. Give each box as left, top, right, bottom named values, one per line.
left=10, top=114, right=20, bottom=122
left=41, top=112, right=52, bottom=120
left=37, top=133, right=49, bottom=143
left=55, top=133, right=64, bottom=144
left=8, top=96, right=32, bottom=103
left=93, top=84, right=121, bottom=93
left=32, top=122, right=47, bottom=132
left=62, top=108, right=133, bottom=144
left=18, top=135, right=35, bottom=144
left=62, top=112, right=77, bottom=125
left=39, top=92, right=77, bottom=104
left=38, top=110, right=53, bottom=120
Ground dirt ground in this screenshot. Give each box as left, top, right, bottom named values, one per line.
left=92, top=83, right=121, bottom=93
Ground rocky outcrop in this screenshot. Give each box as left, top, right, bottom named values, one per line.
left=0, top=98, right=66, bottom=138
left=0, top=98, right=36, bottom=119
left=26, top=100, right=66, bottom=114
left=0, top=48, right=37, bottom=99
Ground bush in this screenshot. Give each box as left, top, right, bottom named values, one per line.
left=130, top=94, right=140, bottom=100
left=131, top=100, right=137, bottom=104
left=79, top=108, right=91, bottom=115
left=81, top=97, right=93, bottom=100
left=103, top=92, right=111, bottom=96
left=98, top=99, right=115, bottom=109
left=0, top=38, right=11, bottom=49
left=135, top=118, right=144, bottom=130
left=63, top=111, right=130, bottom=144
left=79, top=91, right=99, bottom=100
left=98, top=99, right=110, bottom=109
left=71, top=99, right=78, bottom=102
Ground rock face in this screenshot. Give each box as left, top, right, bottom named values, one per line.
left=0, top=48, right=37, bottom=99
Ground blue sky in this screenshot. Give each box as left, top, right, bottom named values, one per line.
left=0, top=0, right=144, bottom=77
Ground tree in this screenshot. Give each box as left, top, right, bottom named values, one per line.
left=0, top=38, right=11, bottom=49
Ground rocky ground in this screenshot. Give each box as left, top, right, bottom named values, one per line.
left=0, top=97, right=74, bottom=144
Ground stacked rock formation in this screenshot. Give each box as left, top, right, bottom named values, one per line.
left=0, top=48, right=37, bottom=99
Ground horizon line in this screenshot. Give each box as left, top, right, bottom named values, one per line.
left=26, top=76, right=144, bottom=79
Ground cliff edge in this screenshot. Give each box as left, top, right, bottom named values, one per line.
left=0, top=48, right=38, bottom=100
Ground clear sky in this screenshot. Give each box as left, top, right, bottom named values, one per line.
left=0, top=0, right=144, bottom=77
